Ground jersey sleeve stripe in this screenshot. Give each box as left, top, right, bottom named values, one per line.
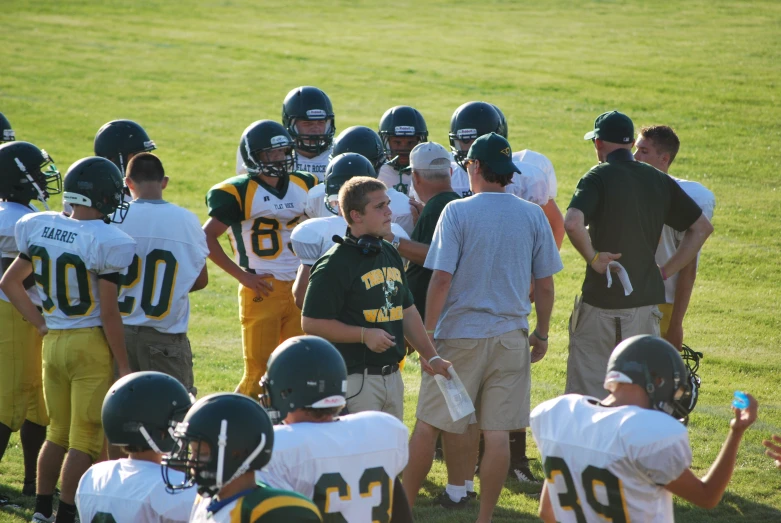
left=248, top=495, right=322, bottom=522
left=290, top=171, right=317, bottom=192
left=214, top=183, right=244, bottom=215
left=244, top=180, right=259, bottom=222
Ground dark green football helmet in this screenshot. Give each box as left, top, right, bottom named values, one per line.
left=162, top=393, right=274, bottom=496
left=448, top=101, right=502, bottom=168
left=94, top=119, right=156, bottom=176
left=492, top=104, right=508, bottom=139
left=605, top=335, right=694, bottom=423
left=282, top=86, right=335, bottom=155
left=260, top=336, right=347, bottom=423
left=331, top=126, right=387, bottom=175
left=0, top=141, right=62, bottom=206
left=378, top=106, right=428, bottom=168
left=62, top=156, right=129, bottom=223
left=102, top=371, right=192, bottom=453
left=322, top=153, right=377, bottom=215
left=0, top=112, right=15, bottom=143
left=238, top=120, right=295, bottom=178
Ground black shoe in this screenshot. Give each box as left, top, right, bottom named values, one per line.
left=510, top=462, right=541, bottom=483
left=466, top=490, right=477, bottom=499
left=436, top=490, right=470, bottom=509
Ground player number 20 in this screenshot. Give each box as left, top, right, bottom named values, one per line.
left=313, top=467, right=392, bottom=523
left=118, top=249, right=178, bottom=319
left=544, top=456, right=629, bottom=523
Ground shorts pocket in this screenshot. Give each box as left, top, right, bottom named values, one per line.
left=499, top=335, right=524, bottom=350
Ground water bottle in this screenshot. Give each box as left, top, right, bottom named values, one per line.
left=434, top=366, right=475, bottom=422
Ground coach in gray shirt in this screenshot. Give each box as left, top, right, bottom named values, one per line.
left=402, top=133, right=562, bottom=521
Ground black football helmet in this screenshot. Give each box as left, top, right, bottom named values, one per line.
left=0, top=142, right=61, bottom=206
left=94, top=120, right=156, bottom=176
left=605, top=335, right=695, bottom=423
left=677, top=344, right=703, bottom=423
left=238, top=120, right=295, bottom=178
left=62, top=156, right=129, bottom=223
left=378, top=106, right=428, bottom=168
left=102, top=371, right=192, bottom=453
left=331, top=126, right=387, bottom=175
left=322, top=153, right=377, bottom=215
left=162, top=393, right=274, bottom=496
left=0, top=112, right=15, bottom=143
left=282, top=86, right=335, bottom=155
left=448, top=101, right=503, bottom=168
left=492, top=104, right=508, bottom=139
left=260, top=336, right=347, bottom=423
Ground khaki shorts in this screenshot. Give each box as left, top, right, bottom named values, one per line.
left=346, top=370, right=404, bottom=421
left=416, top=329, right=530, bottom=433
left=124, top=325, right=196, bottom=395
left=565, top=297, right=662, bottom=400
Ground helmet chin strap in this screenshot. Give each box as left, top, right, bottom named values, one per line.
left=138, top=424, right=163, bottom=454
left=213, top=417, right=267, bottom=491
left=14, top=158, right=50, bottom=210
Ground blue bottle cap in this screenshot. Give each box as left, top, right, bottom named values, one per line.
left=732, top=391, right=749, bottom=410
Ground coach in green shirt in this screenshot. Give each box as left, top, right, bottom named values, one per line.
left=563, top=110, right=713, bottom=400
left=301, top=176, right=451, bottom=420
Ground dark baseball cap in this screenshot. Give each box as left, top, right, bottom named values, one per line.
left=466, top=132, right=520, bottom=176
left=583, top=110, right=634, bottom=144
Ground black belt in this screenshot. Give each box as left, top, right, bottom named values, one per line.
left=363, top=363, right=400, bottom=376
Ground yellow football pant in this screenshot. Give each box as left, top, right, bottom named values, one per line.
left=43, top=327, right=113, bottom=460
left=237, top=279, right=303, bottom=399
left=0, top=299, right=48, bottom=430
left=658, top=303, right=674, bottom=337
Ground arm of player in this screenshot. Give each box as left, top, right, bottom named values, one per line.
left=665, top=393, right=758, bottom=509
left=530, top=275, right=554, bottom=363
left=402, top=305, right=451, bottom=378
left=395, top=237, right=430, bottom=266
left=301, top=317, right=395, bottom=354
left=660, top=213, right=713, bottom=279
left=538, top=482, right=557, bottom=523
left=665, top=259, right=697, bottom=350
left=292, top=264, right=311, bottom=310
left=563, top=207, right=621, bottom=274
left=99, top=277, right=130, bottom=377
left=203, top=218, right=272, bottom=298
left=542, top=199, right=565, bottom=250
left=190, top=264, right=209, bottom=292
left=0, top=256, right=47, bottom=336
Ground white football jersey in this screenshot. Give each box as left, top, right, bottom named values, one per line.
left=0, top=201, right=41, bottom=305
left=236, top=146, right=331, bottom=182
left=655, top=178, right=715, bottom=304
left=115, top=200, right=209, bottom=333
left=76, top=459, right=195, bottom=523
left=449, top=161, right=548, bottom=205
left=304, top=184, right=330, bottom=219
left=513, top=149, right=557, bottom=199
left=256, top=411, right=409, bottom=523
left=291, top=215, right=409, bottom=265
left=377, top=164, right=411, bottom=195
left=206, top=173, right=318, bottom=281
left=530, top=394, right=692, bottom=523
left=15, top=212, right=136, bottom=330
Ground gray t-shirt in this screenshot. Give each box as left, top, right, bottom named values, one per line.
left=424, top=192, right=563, bottom=339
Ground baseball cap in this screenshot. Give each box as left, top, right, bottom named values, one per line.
left=583, top=110, right=634, bottom=144
left=466, top=133, right=520, bottom=176
left=409, top=141, right=452, bottom=169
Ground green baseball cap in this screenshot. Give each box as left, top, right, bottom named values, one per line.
left=583, top=110, right=634, bottom=144
left=466, top=132, right=520, bottom=176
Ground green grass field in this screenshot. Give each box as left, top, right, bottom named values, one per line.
left=1, top=0, right=781, bottom=521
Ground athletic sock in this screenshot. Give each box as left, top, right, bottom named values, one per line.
left=20, top=420, right=46, bottom=485
left=445, top=484, right=466, bottom=502
left=465, top=480, right=475, bottom=493
left=55, top=500, right=77, bottom=523
left=34, top=494, right=53, bottom=518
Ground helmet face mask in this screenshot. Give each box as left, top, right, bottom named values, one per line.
left=240, top=121, right=295, bottom=179
left=282, top=87, right=336, bottom=155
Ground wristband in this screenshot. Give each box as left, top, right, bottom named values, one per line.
left=660, top=266, right=668, bottom=281
left=428, top=355, right=443, bottom=364
left=361, top=327, right=365, bottom=344
left=426, top=329, right=435, bottom=334
left=590, top=251, right=600, bottom=265
left=533, top=329, right=549, bottom=341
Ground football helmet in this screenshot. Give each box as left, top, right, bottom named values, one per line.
left=162, top=393, right=274, bottom=496
left=492, top=104, right=508, bottom=139
left=239, top=120, right=295, bottom=178
left=0, top=112, right=15, bottom=143
left=605, top=335, right=694, bottom=423
left=282, top=86, right=335, bottom=155
left=378, top=106, right=428, bottom=168
left=260, top=336, right=347, bottom=424
left=677, top=344, right=703, bottom=423
left=448, top=101, right=502, bottom=168
left=102, top=371, right=192, bottom=453
left=94, top=119, right=156, bottom=176
left=0, top=141, right=62, bottom=206
left=331, top=126, right=387, bottom=175
left=322, top=153, right=377, bottom=215
left=62, top=156, right=129, bottom=223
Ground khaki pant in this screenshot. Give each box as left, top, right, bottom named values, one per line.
left=416, top=329, right=530, bottom=434
left=565, top=297, right=661, bottom=400
left=124, top=325, right=196, bottom=395
left=346, top=370, right=404, bottom=421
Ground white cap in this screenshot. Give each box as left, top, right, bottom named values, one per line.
left=409, top=141, right=452, bottom=170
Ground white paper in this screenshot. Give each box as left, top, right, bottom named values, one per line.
left=605, top=261, right=633, bottom=296
left=433, top=366, right=475, bottom=422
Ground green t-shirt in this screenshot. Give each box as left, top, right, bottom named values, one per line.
left=568, top=149, right=703, bottom=309
left=302, top=239, right=414, bottom=372
left=406, top=191, right=460, bottom=319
